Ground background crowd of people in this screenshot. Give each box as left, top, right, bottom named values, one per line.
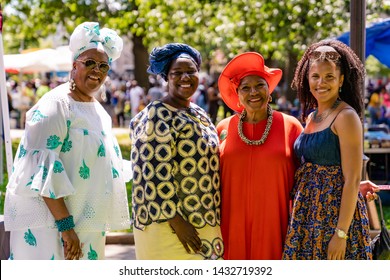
left=6, top=70, right=390, bottom=132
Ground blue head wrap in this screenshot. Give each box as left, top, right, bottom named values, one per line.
left=147, top=43, right=202, bottom=81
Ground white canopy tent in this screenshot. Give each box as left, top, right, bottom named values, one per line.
left=3, top=46, right=72, bottom=73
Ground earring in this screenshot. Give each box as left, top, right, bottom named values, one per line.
left=339, top=87, right=342, bottom=93
left=268, top=96, right=273, bottom=102
left=69, top=78, right=76, bottom=91
left=237, top=102, right=241, bottom=108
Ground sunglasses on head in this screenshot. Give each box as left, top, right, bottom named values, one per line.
left=76, top=59, right=110, bottom=73
left=309, top=50, right=341, bottom=62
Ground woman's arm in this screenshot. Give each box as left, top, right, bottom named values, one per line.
left=43, top=197, right=83, bottom=260
left=328, top=109, right=363, bottom=260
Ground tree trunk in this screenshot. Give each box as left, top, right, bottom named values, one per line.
left=132, top=35, right=149, bottom=90
left=285, top=51, right=299, bottom=102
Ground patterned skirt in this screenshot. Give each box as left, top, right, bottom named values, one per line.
left=282, top=162, right=372, bottom=260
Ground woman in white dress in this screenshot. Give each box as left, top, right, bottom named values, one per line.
left=4, top=22, right=130, bottom=260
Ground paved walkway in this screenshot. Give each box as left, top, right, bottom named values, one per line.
left=105, top=244, right=136, bottom=260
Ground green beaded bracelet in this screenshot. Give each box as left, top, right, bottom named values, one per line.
left=55, top=215, right=75, bottom=232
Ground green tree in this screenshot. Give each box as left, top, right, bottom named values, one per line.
left=3, top=0, right=388, bottom=95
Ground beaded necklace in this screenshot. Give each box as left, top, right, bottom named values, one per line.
left=237, top=105, right=273, bottom=145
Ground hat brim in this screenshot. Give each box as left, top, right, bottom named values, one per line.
left=218, top=52, right=282, bottom=113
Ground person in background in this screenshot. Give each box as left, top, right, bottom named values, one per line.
left=128, top=79, right=145, bottom=118
left=217, top=52, right=303, bottom=260
left=113, top=84, right=127, bottom=127
left=207, top=80, right=221, bottom=124
left=4, top=21, right=130, bottom=260
left=147, top=79, right=164, bottom=103
left=35, top=79, right=51, bottom=100
left=367, top=90, right=390, bottom=127
left=283, top=39, right=371, bottom=260
left=276, top=95, right=292, bottom=115
left=129, top=43, right=223, bottom=260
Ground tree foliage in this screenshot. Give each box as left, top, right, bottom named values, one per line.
left=3, top=0, right=388, bottom=94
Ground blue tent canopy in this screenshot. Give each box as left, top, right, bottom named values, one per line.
left=337, top=18, right=390, bottom=68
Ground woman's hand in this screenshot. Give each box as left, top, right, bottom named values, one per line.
left=169, top=215, right=202, bottom=254
left=327, top=234, right=347, bottom=260
left=359, top=180, right=380, bottom=202
left=62, top=229, right=84, bottom=260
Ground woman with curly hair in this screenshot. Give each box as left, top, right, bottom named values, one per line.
left=283, top=39, right=372, bottom=260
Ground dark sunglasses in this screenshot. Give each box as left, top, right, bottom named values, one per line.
left=76, top=59, right=110, bottom=73
left=309, top=50, right=341, bottom=62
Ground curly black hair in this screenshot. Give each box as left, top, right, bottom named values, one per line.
left=291, top=39, right=365, bottom=122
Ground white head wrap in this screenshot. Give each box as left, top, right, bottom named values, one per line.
left=69, top=22, right=123, bottom=62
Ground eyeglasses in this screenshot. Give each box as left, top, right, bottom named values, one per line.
left=169, top=70, right=198, bottom=78
left=76, top=59, right=110, bottom=73
left=309, top=50, right=341, bottom=62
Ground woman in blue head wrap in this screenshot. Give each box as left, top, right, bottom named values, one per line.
left=129, top=43, right=224, bottom=260
left=4, top=22, right=130, bottom=260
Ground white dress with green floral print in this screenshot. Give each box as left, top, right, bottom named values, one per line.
left=4, top=83, right=130, bottom=260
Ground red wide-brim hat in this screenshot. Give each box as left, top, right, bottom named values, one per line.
left=218, top=52, right=283, bottom=113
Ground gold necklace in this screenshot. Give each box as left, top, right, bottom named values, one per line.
left=312, top=98, right=341, bottom=123
left=237, top=105, right=273, bottom=145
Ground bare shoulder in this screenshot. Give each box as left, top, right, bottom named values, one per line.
left=333, top=105, right=362, bottom=134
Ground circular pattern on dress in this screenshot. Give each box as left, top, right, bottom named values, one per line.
left=154, top=119, right=172, bottom=141
left=145, top=119, right=155, bottom=137
left=132, top=165, right=142, bottom=185
left=133, top=185, right=145, bottom=204
left=198, top=175, right=212, bottom=193
left=144, top=182, right=157, bottom=200
left=179, top=158, right=197, bottom=176
left=183, top=194, right=202, bottom=212
left=204, top=210, right=216, bottom=226
left=178, top=139, right=196, bottom=157
left=147, top=201, right=161, bottom=221
left=180, top=123, right=195, bottom=139
left=209, top=154, right=219, bottom=171
left=155, top=162, right=172, bottom=181
left=154, top=144, right=171, bottom=162
left=201, top=193, right=214, bottom=210
left=136, top=205, right=149, bottom=224
left=157, top=182, right=175, bottom=200
left=188, top=212, right=206, bottom=228
left=181, top=177, right=198, bottom=195
left=140, top=143, right=155, bottom=162
left=141, top=162, right=155, bottom=181
left=161, top=200, right=176, bottom=219
left=196, top=137, right=209, bottom=156
left=197, top=157, right=210, bottom=174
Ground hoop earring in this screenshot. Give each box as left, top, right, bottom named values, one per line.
left=268, top=96, right=272, bottom=102
left=237, top=102, right=242, bottom=108
left=69, top=78, right=76, bottom=91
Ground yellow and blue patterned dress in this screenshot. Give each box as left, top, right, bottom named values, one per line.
left=129, top=100, right=224, bottom=260
left=4, top=83, right=130, bottom=260
left=283, top=122, right=372, bottom=259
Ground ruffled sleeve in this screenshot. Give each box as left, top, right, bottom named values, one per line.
left=7, top=93, right=75, bottom=199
